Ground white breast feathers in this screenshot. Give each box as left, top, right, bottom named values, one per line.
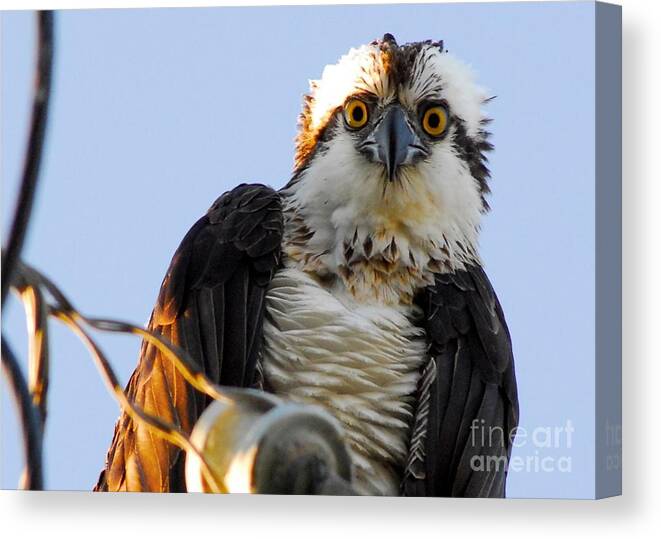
left=261, top=266, right=428, bottom=495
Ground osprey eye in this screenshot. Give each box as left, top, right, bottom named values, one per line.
left=344, top=99, right=369, bottom=129
left=421, top=105, right=448, bottom=137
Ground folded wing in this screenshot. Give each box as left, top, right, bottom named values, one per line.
left=95, top=184, right=283, bottom=492
left=403, top=266, right=519, bottom=497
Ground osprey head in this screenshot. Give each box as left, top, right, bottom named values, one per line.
left=285, top=35, right=494, bottom=303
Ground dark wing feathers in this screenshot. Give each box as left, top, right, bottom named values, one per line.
left=95, top=184, right=283, bottom=492
left=404, top=265, right=519, bottom=497
left=94, top=179, right=516, bottom=497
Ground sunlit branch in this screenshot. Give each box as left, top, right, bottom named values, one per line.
left=27, top=261, right=231, bottom=406
left=20, top=284, right=50, bottom=425
left=50, top=309, right=224, bottom=494
left=5, top=255, right=232, bottom=492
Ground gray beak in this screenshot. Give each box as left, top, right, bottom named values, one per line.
left=370, top=106, right=425, bottom=182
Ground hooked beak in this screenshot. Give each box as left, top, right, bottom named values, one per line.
left=364, top=106, right=427, bottom=182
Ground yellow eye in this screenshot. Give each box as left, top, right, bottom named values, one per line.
left=344, top=98, right=369, bottom=129
left=422, top=105, right=449, bottom=137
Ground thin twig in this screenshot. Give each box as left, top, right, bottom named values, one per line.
left=22, top=285, right=50, bottom=425
left=83, top=317, right=232, bottom=405
left=22, top=260, right=231, bottom=405
left=1, top=11, right=55, bottom=306
left=1, top=336, right=44, bottom=490
left=9, top=258, right=227, bottom=491
left=51, top=309, right=224, bottom=493
left=10, top=259, right=51, bottom=426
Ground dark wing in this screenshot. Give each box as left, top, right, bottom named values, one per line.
left=94, top=184, right=283, bottom=492
left=403, top=265, right=519, bottom=497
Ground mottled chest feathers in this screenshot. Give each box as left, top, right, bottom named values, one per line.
left=284, top=211, right=478, bottom=305
left=336, top=227, right=473, bottom=304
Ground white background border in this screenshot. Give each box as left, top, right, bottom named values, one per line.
left=2, top=0, right=658, bottom=537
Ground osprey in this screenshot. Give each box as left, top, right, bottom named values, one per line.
left=96, top=34, right=518, bottom=497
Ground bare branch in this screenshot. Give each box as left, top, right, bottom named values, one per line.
left=1, top=11, right=54, bottom=306
left=1, top=336, right=44, bottom=490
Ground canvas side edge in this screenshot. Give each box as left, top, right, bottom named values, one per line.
left=595, top=0, right=622, bottom=499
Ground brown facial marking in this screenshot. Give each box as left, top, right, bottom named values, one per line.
left=293, top=36, right=402, bottom=174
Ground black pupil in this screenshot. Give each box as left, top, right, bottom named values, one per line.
left=352, top=106, right=364, bottom=122
left=428, top=112, right=441, bottom=129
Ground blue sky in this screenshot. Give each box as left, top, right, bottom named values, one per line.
left=1, top=2, right=596, bottom=498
